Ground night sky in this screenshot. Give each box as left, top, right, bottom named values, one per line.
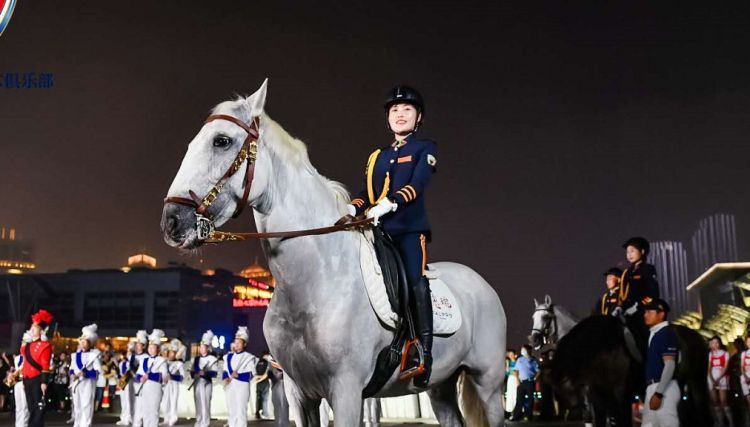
left=2, top=1, right=750, bottom=346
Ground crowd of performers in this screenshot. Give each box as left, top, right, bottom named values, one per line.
left=5, top=310, right=383, bottom=427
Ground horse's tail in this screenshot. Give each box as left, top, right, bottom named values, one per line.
left=459, top=371, right=489, bottom=427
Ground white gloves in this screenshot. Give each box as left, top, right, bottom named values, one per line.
left=366, top=198, right=397, bottom=226
left=346, top=204, right=356, bottom=217
left=611, top=306, right=623, bottom=317
left=624, top=303, right=638, bottom=316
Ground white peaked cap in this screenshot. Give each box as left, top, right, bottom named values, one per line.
left=235, top=326, right=249, bottom=342
left=148, top=329, right=165, bottom=345
left=136, top=330, right=148, bottom=345
left=169, top=338, right=182, bottom=352
left=127, top=340, right=136, bottom=352
left=201, top=330, right=214, bottom=347
left=80, top=324, right=98, bottom=342
left=22, top=329, right=32, bottom=344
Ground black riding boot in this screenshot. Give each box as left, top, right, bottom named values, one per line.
left=412, top=276, right=433, bottom=388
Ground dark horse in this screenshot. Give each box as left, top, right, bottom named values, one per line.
left=549, top=315, right=711, bottom=427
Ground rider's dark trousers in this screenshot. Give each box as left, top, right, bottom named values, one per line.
left=392, top=232, right=432, bottom=357
left=392, top=232, right=427, bottom=283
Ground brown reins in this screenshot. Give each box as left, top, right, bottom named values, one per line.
left=205, top=216, right=373, bottom=243
left=164, top=113, right=373, bottom=244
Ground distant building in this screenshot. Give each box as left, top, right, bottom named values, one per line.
left=0, top=254, right=274, bottom=355
left=0, top=226, right=35, bottom=274
left=691, top=213, right=738, bottom=277
left=650, top=241, right=691, bottom=314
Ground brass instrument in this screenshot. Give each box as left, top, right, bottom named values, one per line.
left=4, top=369, right=22, bottom=388
left=116, top=370, right=133, bottom=390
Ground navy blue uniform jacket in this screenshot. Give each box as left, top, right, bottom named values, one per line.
left=351, top=134, right=437, bottom=240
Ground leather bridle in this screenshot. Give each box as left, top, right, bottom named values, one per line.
left=531, top=305, right=558, bottom=346
left=164, top=114, right=260, bottom=241
left=164, top=113, right=373, bottom=244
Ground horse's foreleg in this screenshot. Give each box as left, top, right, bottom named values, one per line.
left=329, top=376, right=364, bottom=427
left=283, top=375, right=321, bottom=427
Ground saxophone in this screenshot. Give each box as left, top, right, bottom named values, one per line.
left=3, top=369, right=22, bottom=388
left=116, top=369, right=133, bottom=390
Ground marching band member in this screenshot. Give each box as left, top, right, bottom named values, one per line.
left=708, top=335, right=732, bottom=426
left=346, top=85, right=437, bottom=386
left=192, top=330, right=218, bottom=427
left=223, top=327, right=257, bottom=427
left=116, top=342, right=136, bottom=426
left=21, top=309, right=54, bottom=427
left=13, top=331, right=31, bottom=427
left=162, top=339, right=186, bottom=427
left=133, top=330, right=169, bottom=427
left=70, top=324, right=101, bottom=427
left=131, top=330, right=148, bottom=427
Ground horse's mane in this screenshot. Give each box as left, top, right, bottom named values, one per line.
left=552, top=304, right=579, bottom=323
left=211, top=97, right=351, bottom=211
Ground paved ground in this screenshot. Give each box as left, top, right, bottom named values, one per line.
left=0, top=411, right=587, bottom=426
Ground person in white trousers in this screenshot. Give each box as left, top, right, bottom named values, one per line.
left=70, top=324, right=101, bottom=427
left=162, top=339, right=186, bottom=426
left=116, top=342, right=136, bottom=426
left=133, top=329, right=169, bottom=427
left=13, top=331, right=31, bottom=427
left=131, top=330, right=148, bottom=427
left=641, top=299, right=679, bottom=427
left=223, top=326, right=257, bottom=427
left=192, top=331, right=218, bottom=427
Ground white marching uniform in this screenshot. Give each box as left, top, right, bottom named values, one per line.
left=162, top=360, right=186, bottom=426
left=70, top=350, right=101, bottom=427
left=708, top=349, right=729, bottom=390
left=192, top=355, right=218, bottom=427
left=223, top=351, right=257, bottom=427
left=13, top=355, right=29, bottom=427
left=117, top=357, right=135, bottom=425
left=131, top=353, right=147, bottom=427
left=132, top=355, right=168, bottom=427
left=740, top=350, right=750, bottom=396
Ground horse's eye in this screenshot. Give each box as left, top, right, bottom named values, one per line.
left=213, top=136, right=232, bottom=148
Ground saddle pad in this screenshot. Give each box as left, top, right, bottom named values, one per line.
left=358, top=232, right=462, bottom=335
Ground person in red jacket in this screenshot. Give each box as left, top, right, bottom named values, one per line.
left=21, top=309, right=54, bottom=427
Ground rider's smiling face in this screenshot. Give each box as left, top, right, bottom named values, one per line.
left=388, top=103, right=421, bottom=136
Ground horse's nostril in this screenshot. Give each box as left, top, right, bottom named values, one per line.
left=166, top=215, right=179, bottom=235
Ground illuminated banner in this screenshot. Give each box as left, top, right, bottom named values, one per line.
left=233, top=279, right=273, bottom=308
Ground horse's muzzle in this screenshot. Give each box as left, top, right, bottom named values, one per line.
left=161, top=203, right=200, bottom=248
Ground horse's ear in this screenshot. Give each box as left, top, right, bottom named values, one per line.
left=534, top=298, right=539, bottom=307
left=246, top=78, right=268, bottom=117
left=545, top=295, right=551, bottom=305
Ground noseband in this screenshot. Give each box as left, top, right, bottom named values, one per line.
left=532, top=305, right=558, bottom=346
left=164, top=114, right=260, bottom=240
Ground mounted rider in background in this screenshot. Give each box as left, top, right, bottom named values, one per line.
left=347, top=85, right=438, bottom=387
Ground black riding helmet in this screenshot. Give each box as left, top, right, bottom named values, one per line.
left=384, top=85, right=424, bottom=131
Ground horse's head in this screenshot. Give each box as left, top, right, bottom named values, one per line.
left=529, top=294, right=556, bottom=350
left=161, top=80, right=269, bottom=249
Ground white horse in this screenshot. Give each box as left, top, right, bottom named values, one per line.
left=529, top=295, right=579, bottom=350
left=161, top=80, right=507, bottom=426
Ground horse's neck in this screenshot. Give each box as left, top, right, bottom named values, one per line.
left=553, top=306, right=579, bottom=338
left=251, top=127, right=358, bottom=302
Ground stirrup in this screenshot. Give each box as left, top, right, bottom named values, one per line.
left=398, top=338, right=425, bottom=381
